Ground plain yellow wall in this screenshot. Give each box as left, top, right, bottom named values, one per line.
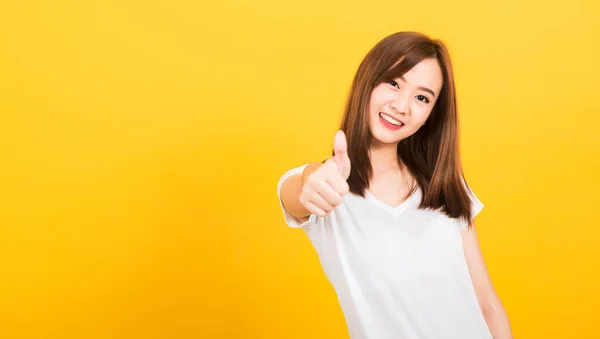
left=1, top=0, right=599, bottom=338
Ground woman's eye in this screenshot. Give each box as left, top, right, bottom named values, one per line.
left=388, top=80, right=399, bottom=88
left=416, top=95, right=430, bottom=104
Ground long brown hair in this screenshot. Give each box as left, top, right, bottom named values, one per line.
left=336, top=31, right=476, bottom=223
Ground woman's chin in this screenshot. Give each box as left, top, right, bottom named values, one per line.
left=369, top=128, right=402, bottom=145
left=370, top=134, right=403, bottom=147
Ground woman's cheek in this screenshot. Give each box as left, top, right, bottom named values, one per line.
left=413, top=108, right=430, bottom=126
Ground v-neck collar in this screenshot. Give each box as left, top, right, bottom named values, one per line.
left=363, top=188, right=421, bottom=217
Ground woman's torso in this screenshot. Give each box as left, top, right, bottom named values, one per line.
left=301, top=188, right=492, bottom=339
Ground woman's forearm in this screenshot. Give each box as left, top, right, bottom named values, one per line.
left=483, top=297, right=513, bottom=338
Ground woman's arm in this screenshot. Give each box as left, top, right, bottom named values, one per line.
left=461, top=223, right=513, bottom=338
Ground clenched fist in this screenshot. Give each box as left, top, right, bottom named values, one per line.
left=299, top=130, right=351, bottom=217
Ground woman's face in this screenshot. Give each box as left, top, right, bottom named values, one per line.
left=368, top=57, right=444, bottom=147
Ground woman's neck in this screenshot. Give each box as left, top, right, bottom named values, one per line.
left=368, top=142, right=414, bottom=189
left=369, top=142, right=401, bottom=174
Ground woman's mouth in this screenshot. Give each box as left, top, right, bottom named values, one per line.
left=379, top=112, right=404, bottom=130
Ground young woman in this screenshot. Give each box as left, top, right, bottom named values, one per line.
left=277, top=32, right=513, bottom=338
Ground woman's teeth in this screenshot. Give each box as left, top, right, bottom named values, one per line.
left=379, top=113, right=404, bottom=126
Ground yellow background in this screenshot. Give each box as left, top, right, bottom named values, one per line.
left=1, top=0, right=599, bottom=338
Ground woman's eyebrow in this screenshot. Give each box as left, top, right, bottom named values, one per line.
left=399, top=75, right=436, bottom=97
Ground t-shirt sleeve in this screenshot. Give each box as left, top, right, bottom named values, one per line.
left=459, top=180, right=484, bottom=230
left=468, top=188, right=484, bottom=219
left=276, top=164, right=318, bottom=229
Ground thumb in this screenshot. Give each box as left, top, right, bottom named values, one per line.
left=333, top=130, right=351, bottom=178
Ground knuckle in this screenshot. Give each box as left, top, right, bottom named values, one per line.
left=309, top=176, right=324, bottom=188
left=299, top=191, right=308, bottom=202
left=341, top=183, right=350, bottom=194
left=333, top=196, right=343, bottom=206
left=302, top=185, right=315, bottom=197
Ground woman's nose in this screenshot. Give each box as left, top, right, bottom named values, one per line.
left=390, top=94, right=409, bottom=116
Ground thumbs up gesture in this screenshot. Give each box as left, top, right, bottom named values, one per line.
left=331, top=130, right=351, bottom=180
left=299, top=131, right=351, bottom=217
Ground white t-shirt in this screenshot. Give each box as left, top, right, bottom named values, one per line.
left=277, top=164, right=492, bottom=339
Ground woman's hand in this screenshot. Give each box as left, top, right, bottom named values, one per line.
left=299, top=131, right=351, bottom=217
